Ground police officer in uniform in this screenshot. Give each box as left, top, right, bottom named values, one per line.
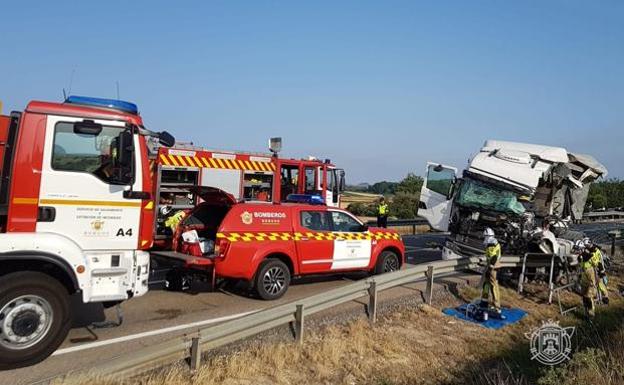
left=481, top=228, right=504, bottom=318
left=377, top=197, right=389, bottom=228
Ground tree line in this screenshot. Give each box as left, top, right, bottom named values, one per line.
left=587, top=179, right=624, bottom=210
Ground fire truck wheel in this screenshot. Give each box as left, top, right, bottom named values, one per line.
left=374, top=250, right=400, bottom=275
left=254, top=259, right=291, bottom=300
left=0, top=271, right=71, bottom=369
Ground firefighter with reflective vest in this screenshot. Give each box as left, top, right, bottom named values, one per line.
left=481, top=228, right=504, bottom=317
left=377, top=197, right=389, bottom=228
left=576, top=238, right=609, bottom=318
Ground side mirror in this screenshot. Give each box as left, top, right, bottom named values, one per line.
left=359, top=224, right=369, bottom=232
left=74, top=120, right=102, bottom=135
left=158, top=131, right=175, bottom=147
left=115, top=131, right=135, bottom=185
left=339, top=171, right=346, bottom=192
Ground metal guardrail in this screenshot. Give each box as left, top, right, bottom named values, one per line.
left=80, top=255, right=524, bottom=380
left=365, top=217, right=429, bottom=234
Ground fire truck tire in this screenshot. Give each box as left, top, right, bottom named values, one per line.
left=374, top=250, right=400, bottom=275
left=254, top=259, right=291, bottom=300
left=0, top=271, right=71, bottom=370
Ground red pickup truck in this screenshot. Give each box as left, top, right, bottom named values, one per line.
left=168, top=190, right=405, bottom=299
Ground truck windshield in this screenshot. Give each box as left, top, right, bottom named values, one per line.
left=456, top=178, right=526, bottom=215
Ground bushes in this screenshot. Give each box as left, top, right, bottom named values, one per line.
left=389, top=192, right=419, bottom=219
left=346, top=202, right=377, bottom=217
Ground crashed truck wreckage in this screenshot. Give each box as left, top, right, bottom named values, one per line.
left=418, top=140, right=608, bottom=264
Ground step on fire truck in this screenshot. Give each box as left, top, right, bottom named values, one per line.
left=0, top=96, right=399, bottom=369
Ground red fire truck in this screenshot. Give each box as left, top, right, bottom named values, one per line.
left=155, top=143, right=346, bottom=208
left=0, top=96, right=403, bottom=369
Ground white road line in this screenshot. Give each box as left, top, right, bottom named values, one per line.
left=52, top=310, right=257, bottom=356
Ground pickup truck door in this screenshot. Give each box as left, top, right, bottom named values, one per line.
left=328, top=210, right=371, bottom=270
left=417, top=162, right=457, bottom=232
left=295, top=209, right=334, bottom=274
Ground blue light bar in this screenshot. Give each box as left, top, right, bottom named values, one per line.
left=285, top=194, right=325, bottom=205
left=65, top=95, right=139, bottom=115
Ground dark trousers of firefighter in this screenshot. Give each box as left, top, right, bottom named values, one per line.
left=481, top=268, right=501, bottom=310
left=377, top=215, right=388, bottom=228
left=580, top=267, right=597, bottom=317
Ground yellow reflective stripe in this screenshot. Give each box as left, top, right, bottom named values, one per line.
left=39, top=199, right=141, bottom=207
left=12, top=197, right=39, bottom=205
left=177, top=156, right=188, bottom=167
left=168, top=154, right=180, bottom=166
left=185, top=156, right=196, bottom=167
left=144, top=201, right=154, bottom=210
left=244, top=160, right=253, bottom=170
left=216, top=231, right=399, bottom=242
left=159, top=154, right=170, bottom=165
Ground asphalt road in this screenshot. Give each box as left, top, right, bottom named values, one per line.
left=0, top=233, right=448, bottom=385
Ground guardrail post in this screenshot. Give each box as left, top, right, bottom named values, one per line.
left=368, top=280, right=378, bottom=323
left=190, top=336, right=201, bottom=372
left=412, top=224, right=416, bottom=235
left=295, top=304, right=305, bottom=344
left=425, top=265, right=434, bottom=305
left=609, top=230, right=620, bottom=258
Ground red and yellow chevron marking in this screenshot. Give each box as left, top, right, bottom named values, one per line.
left=159, top=154, right=276, bottom=172
left=216, top=231, right=401, bottom=242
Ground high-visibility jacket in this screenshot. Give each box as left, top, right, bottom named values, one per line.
left=378, top=203, right=388, bottom=216
left=485, top=243, right=501, bottom=269
left=581, top=248, right=601, bottom=271
left=164, top=210, right=186, bottom=231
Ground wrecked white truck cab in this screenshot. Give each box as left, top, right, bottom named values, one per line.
left=418, top=140, right=607, bottom=261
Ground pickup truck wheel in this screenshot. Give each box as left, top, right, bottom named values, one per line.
left=254, top=259, right=291, bottom=300
left=0, top=272, right=71, bottom=370
left=374, top=250, right=400, bottom=275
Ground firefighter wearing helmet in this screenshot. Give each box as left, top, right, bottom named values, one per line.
left=575, top=237, right=609, bottom=318
left=481, top=228, right=504, bottom=317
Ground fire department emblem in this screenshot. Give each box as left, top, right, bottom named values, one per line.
left=526, top=320, right=574, bottom=366
left=91, top=220, right=105, bottom=231
left=240, top=211, right=253, bottom=225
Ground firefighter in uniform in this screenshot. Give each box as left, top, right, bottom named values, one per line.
left=576, top=240, right=596, bottom=318
left=481, top=228, right=503, bottom=317
left=585, top=238, right=609, bottom=304
left=377, top=197, right=389, bottom=228
left=577, top=238, right=609, bottom=319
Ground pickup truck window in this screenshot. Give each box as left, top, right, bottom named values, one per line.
left=330, top=211, right=363, bottom=232
left=51, top=122, right=128, bottom=184
left=300, top=211, right=332, bottom=231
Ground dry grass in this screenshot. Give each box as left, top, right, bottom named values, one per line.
left=59, top=260, right=624, bottom=385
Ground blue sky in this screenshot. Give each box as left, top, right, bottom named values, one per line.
left=1, top=1, right=622, bottom=183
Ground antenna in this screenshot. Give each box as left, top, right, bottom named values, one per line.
left=67, top=69, right=75, bottom=98
left=116, top=81, right=120, bottom=99
left=62, top=88, right=67, bottom=100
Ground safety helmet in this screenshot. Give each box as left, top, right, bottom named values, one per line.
left=483, top=228, right=495, bottom=238
left=582, top=237, right=593, bottom=248
left=484, top=236, right=498, bottom=246
left=160, top=205, right=173, bottom=216
left=573, top=239, right=585, bottom=252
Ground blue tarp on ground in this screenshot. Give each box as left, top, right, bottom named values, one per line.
left=442, top=305, right=528, bottom=330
